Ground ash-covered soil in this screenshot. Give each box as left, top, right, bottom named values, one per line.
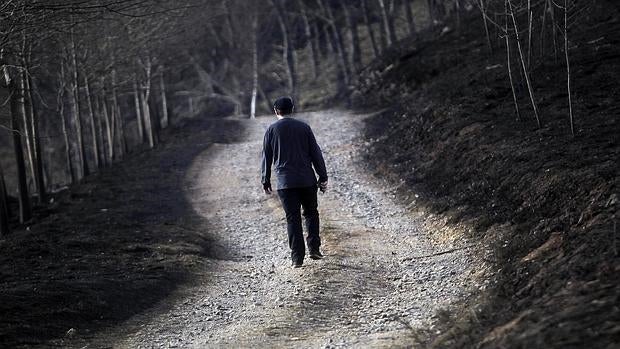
left=352, top=1, right=619, bottom=348
left=0, top=117, right=246, bottom=348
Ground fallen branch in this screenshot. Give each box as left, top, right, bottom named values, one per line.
left=402, top=244, right=477, bottom=261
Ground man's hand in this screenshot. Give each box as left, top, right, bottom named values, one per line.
left=318, top=181, right=328, bottom=193
left=263, top=182, right=272, bottom=195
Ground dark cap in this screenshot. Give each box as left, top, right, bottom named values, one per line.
left=273, top=96, right=294, bottom=114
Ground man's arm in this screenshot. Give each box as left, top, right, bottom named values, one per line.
left=308, top=127, right=328, bottom=184
left=261, top=130, right=273, bottom=194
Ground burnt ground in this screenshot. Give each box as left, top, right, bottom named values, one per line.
left=0, top=117, right=247, bottom=347
left=352, top=1, right=619, bottom=348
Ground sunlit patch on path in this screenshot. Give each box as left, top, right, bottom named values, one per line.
left=96, top=110, right=483, bottom=348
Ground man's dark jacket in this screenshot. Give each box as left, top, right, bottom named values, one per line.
left=261, top=117, right=328, bottom=190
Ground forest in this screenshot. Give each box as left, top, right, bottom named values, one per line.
left=1, top=0, right=618, bottom=348
left=0, top=0, right=427, bottom=230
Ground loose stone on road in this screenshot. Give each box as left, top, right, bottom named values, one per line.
left=101, top=110, right=483, bottom=348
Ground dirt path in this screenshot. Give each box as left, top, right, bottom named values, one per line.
left=89, top=110, right=483, bottom=348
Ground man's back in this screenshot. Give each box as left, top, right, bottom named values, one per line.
left=261, top=117, right=327, bottom=190
left=261, top=96, right=328, bottom=268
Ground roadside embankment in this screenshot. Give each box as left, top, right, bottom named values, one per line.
left=352, top=4, right=619, bottom=348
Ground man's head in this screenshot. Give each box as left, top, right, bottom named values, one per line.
left=273, top=96, right=294, bottom=117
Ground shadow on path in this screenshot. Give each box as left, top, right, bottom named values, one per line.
left=0, top=116, right=246, bottom=348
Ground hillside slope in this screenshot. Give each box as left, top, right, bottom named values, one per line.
left=352, top=2, right=619, bottom=348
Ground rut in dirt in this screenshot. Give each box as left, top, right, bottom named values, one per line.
left=82, top=110, right=488, bottom=349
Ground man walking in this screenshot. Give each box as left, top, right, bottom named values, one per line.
left=261, top=97, right=328, bottom=268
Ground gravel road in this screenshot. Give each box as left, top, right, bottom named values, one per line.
left=89, top=110, right=485, bottom=348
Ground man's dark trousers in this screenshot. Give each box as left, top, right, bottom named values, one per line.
left=277, top=185, right=320, bottom=263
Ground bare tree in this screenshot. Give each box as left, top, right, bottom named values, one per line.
left=361, top=0, right=380, bottom=58
left=271, top=0, right=297, bottom=101
left=504, top=0, right=521, bottom=121
left=299, top=0, right=320, bottom=79
left=159, top=66, right=169, bottom=127
left=508, top=0, right=541, bottom=128
left=138, top=55, right=155, bottom=148
left=58, top=64, right=76, bottom=183
left=250, top=14, right=259, bottom=119
left=68, top=27, right=89, bottom=179
left=24, top=66, right=46, bottom=203
left=317, top=0, right=350, bottom=85
left=404, top=0, right=417, bottom=35
left=83, top=73, right=101, bottom=169
left=0, top=161, right=11, bottom=235
left=378, top=0, right=396, bottom=46
left=133, top=75, right=144, bottom=144
left=100, top=77, right=115, bottom=162
left=343, top=3, right=362, bottom=73
left=3, top=66, right=32, bottom=223
left=563, top=0, right=574, bottom=136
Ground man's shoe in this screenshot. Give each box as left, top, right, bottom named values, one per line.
left=309, top=251, right=324, bottom=260
left=292, top=260, right=303, bottom=268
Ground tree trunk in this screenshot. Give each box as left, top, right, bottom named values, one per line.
left=318, top=0, right=350, bottom=85
left=110, top=67, right=126, bottom=157
left=311, top=20, right=325, bottom=60
left=505, top=0, right=521, bottom=122
left=150, top=93, right=162, bottom=143
left=113, top=98, right=126, bottom=157
left=159, top=66, right=170, bottom=127
left=133, top=75, right=144, bottom=143
left=69, top=37, right=88, bottom=179
left=5, top=68, right=32, bottom=223
left=404, top=0, right=417, bottom=34
left=223, top=1, right=237, bottom=48
left=84, top=74, right=100, bottom=169
left=564, top=0, right=574, bottom=136
left=548, top=0, right=558, bottom=61
left=343, top=3, right=362, bottom=72
left=0, top=162, right=10, bottom=236
left=299, top=0, right=319, bottom=79
left=93, top=93, right=107, bottom=167
left=141, top=58, right=155, bottom=148
left=508, top=0, right=541, bottom=128
left=539, top=0, right=548, bottom=58
left=19, top=35, right=37, bottom=195
left=272, top=0, right=297, bottom=101
left=250, top=16, right=259, bottom=119
left=327, top=0, right=350, bottom=84
left=361, top=0, right=380, bottom=58
left=19, top=71, right=36, bottom=191
left=25, top=71, right=46, bottom=204
left=378, top=0, right=396, bottom=46
left=387, top=0, right=398, bottom=42
left=319, top=20, right=334, bottom=56
left=59, top=97, right=75, bottom=183
left=527, top=0, right=533, bottom=68
left=479, top=0, right=493, bottom=54
left=58, top=66, right=75, bottom=183
left=100, top=81, right=115, bottom=162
